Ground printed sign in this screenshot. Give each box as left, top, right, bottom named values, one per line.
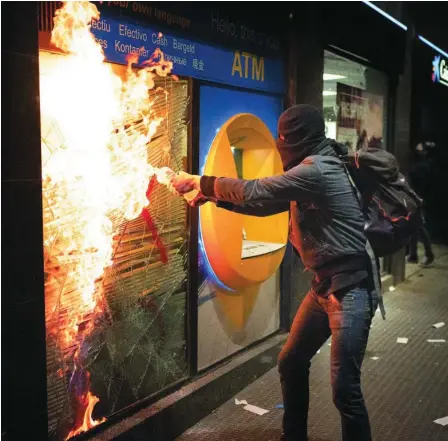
left=96, top=2, right=283, bottom=57
left=432, top=55, right=448, bottom=87
left=336, top=83, right=384, bottom=151
left=337, top=83, right=366, bottom=131
left=89, top=15, right=285, bottom=94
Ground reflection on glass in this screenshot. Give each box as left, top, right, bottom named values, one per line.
left=323, top=50, right=388, bottom=152
left=323, top=50, right=389, bottom=276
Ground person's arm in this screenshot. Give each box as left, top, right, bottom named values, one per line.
left=199, top=159, right=322, bottom=204
left=216, top=200, right=289, bottom=217
left=187, top=192, right=288, bottom=217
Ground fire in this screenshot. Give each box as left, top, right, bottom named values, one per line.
left=40, top=1, right=174, bottom=438
left=66, top=392, right=106, bottom=439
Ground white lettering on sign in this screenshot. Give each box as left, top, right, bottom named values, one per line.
left=172, top=38, right=195, bottom=55
left=114, top=40, right=150, bottom=58
left=118, top=24, right=148, bottom=41
left=152, top=33, right=168, bottom=47
left=95, top=37, right=108, bottom=49
left=164, top=53, right=187, bottom=66
left=91, top=19, right=111, bottom=33
left=192, top=58, right=204, bottom=71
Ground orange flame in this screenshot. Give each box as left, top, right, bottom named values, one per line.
left=65, top=392, right=106, bottom=440
left=40, top=1, right=174, bottom=438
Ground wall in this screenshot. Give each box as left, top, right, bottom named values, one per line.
left=282, top=4, right=325, bottom=328
left=2, top=3, right=48, bottom=441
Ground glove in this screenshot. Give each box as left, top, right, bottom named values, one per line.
left=185, top=192, right=216, bottom=208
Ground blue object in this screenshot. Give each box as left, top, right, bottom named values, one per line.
left=197, top=85, right=283, bottom=288
left=198, top=85, right=283, bottom=174
left=89, top=15, right=285, bottom=94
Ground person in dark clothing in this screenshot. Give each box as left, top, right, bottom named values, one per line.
left=356, top=129, right=368, bottom=151
left=408, top=142, right=435, bottom=267
left=169, top=105, right=380, bottom=441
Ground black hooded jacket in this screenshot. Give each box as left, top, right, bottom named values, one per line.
left=200, top=105, right=369, bottom=294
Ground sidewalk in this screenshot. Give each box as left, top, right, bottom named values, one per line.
left=178, top=249, right=448, bottom=441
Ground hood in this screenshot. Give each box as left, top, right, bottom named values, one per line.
left=276, top=104, right=329, bottom=171
left=357, top=147, right=400, bottom=181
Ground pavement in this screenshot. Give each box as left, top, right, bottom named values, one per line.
left=178, top=247, right=448, bottom=441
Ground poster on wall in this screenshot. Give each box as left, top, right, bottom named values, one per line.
left=336, top=83, right=384, bottom=151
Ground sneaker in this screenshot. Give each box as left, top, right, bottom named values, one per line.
left=420, top=255, right=435, bottom=267
left=407, top=255, right=418, bottom=264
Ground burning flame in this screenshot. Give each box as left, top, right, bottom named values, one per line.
left=40, top=2, right=174, bottom=438
left=66, top=392, right=106, bottom=439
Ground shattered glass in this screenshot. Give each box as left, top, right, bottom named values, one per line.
left=41, top=59, right=190, bottom=440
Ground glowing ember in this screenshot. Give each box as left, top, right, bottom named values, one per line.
left=40, top=1, right=174, bottom=438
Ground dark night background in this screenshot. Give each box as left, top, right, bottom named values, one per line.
left=2, top=2, right=448, bottom=441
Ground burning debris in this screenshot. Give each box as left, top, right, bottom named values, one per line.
left=40, top=2, right=180, bottom=438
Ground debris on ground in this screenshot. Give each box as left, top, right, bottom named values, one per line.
left=243, top=404, right=269, bottom=416
left=433, top=416, right=448, bottom=426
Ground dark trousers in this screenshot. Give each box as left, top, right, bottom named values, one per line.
left=278, top=284, right=378, bottom=441
left=409, top=226, right=434, bottom=259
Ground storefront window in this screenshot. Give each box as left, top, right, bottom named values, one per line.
left=323, top=51, right=390, bottom=275
left=40, top=50, right=189, bottom=440
left=323, top=50, right=389, bottom=151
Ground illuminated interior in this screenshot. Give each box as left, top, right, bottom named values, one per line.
left=323, top=50, right=388, bottom=150
left=200, top=114, right=289, bottom=290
